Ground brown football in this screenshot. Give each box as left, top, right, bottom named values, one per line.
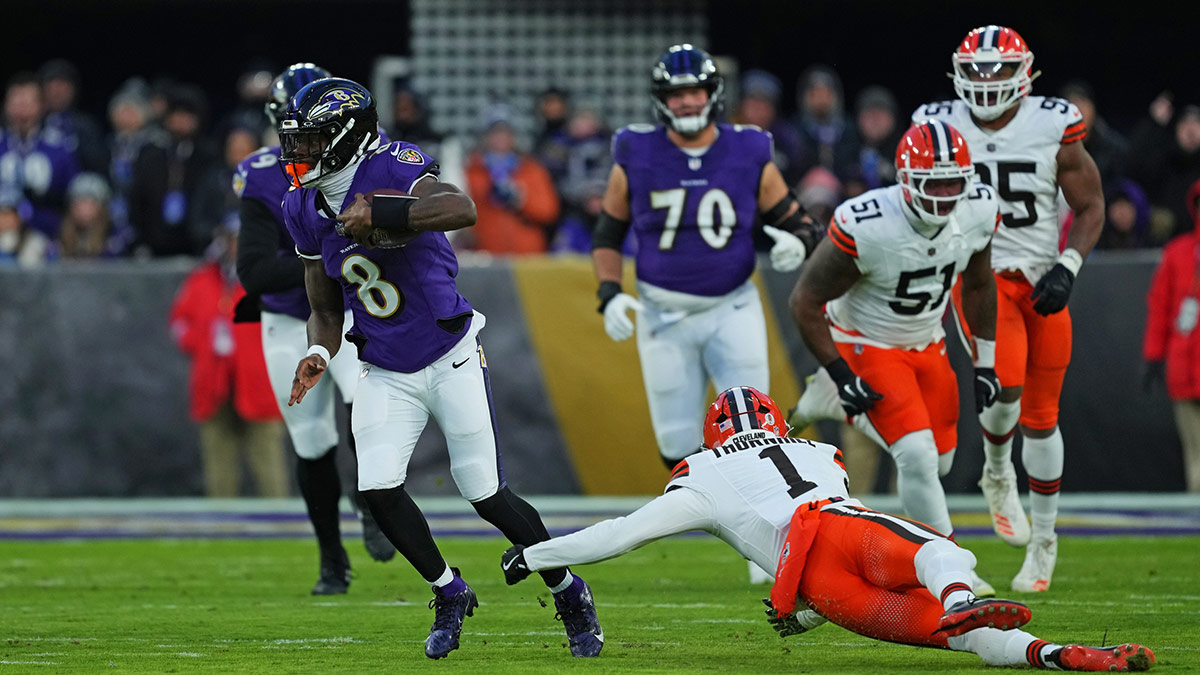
left=363, top=189, right=420, bottom=248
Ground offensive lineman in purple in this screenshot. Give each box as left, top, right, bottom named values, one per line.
left=282, top=141, right=472, bottom=373
left=615, top=123, right=770, bottom=296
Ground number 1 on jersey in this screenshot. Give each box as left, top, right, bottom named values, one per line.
left=759, top=445, right=817, bottom=499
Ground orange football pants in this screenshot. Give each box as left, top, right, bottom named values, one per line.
left=835, top=341, right=958, bottom=454
left=953, top=272, right=1072, bottom=430
left=796, top=506, right=951, bottom=648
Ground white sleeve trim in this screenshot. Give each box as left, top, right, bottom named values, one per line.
left=407, top=171, right=438, bottom=193
left=295, top=245, right=322, bottom=260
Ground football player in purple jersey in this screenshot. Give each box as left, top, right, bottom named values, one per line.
left=591, top=45, right=824, bottom=471
left=234, top=63, right=399, bottom=597
left=279, top=78, right=602, bottom=660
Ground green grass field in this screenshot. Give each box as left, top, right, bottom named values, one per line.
left=2, top=536, right=1196, bottom=672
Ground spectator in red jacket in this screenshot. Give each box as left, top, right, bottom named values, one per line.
left=170, top=218, right=286, bottom=497
left=464, top=105, right=560, bottom=255
left=1143, top=176, right=1200, bottom=492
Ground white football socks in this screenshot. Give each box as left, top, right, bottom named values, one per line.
left=914, top=539, right=977, bottom=608
left=950, top=628, right=1062, bottom=668
left=980, top=400, right=1021, bottom=473
left=1021, top=428, right=1064, bottom=542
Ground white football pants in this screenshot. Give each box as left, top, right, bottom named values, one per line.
left=636, top=280, right=769, bottom=462
left=261, top=310, right=359, bottom=459
left=352, top=312, right=504, bottom=501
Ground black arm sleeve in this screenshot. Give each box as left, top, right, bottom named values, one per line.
left=372, top=194, right=418, bottom=231
left=591, top=211, right=632, bottom=251
left=235, top=197, right=305, bottom=295
left=761, top=192, right=825, bottom=259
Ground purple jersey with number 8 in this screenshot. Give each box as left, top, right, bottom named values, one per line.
left=282, top=141, right=473, bottom=373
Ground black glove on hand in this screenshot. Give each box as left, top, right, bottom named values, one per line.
left=1031, top=263, right=1075, bottom=316
left=762, top=598, right=809, bottom=638
left=974, top=367, right=1001, bottom=413
left=824, top=357, right=883, bottom=417
left=1142, top=360, right=1166, bottom=393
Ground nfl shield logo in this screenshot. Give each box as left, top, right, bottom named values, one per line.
left=928, top=247, right=936, bottom=256
left=688, top=157, right=702, bottom=171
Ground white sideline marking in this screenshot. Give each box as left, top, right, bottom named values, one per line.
left=0, top=661, right=61, bottom=666
left=175, top=653, right=204, bottom=658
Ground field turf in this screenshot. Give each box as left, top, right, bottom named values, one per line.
left=2, top=535, right=1196, bottom=672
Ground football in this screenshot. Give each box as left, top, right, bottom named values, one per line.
left=363, top=189, right=421, bottom=249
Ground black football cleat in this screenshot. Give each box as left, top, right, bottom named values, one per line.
left=311, top=548, right=351, bottom=595
left=934, top=597, right=1031, bottom=637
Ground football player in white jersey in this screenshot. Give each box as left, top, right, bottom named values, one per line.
left=912, top=25, right=1106, bottom=592
left=500, top=387, right=1154, bottom=672
left=788, top=120, right=1001, bottom=595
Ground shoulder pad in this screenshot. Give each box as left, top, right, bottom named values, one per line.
left=622, top=123, right=657, bottom=134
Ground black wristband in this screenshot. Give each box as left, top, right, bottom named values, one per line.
left=597, top=281, right=622, bottom=313
left=372, top=194, right=418, bottom=231
left=823, top=357, right=854, bottom=386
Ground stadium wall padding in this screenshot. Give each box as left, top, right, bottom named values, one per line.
left=0, top=251, right=1180, bottom=496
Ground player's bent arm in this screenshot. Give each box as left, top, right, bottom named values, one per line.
left=592, top=164, right=632, bottom=287
left=404, top=178, right=477, bottom=232
left=789, top=238, right=861, bottom=367
left=522, top=488, right=716, bottom=572
left=1057, top=141, right=1105, bottom=260
left=236, top=198, right=304, bottom=295
left=303, top=257, right=345, bottom=357
left=960, top=243, right=997, bottom=342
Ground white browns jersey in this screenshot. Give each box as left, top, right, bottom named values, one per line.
left=912, top=96, right=1087, bottom=281
left=825, top=183, right=998, bottom=350
left=666, top=433, right=860, bottom=564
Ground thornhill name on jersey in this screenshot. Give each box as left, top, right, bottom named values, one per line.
left=706, top=432, right=816, bottom=459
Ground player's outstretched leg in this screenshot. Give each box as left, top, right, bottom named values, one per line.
left=425, top=567, right=478, bottom=660
left=1056, top=643, right=1156, bottom=672
left=477, top=490, right=603, bottom=657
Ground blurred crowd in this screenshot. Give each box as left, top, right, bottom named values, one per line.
left=5, top=60, right=1200, bottom=268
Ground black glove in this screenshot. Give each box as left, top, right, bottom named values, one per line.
left=1031, top=263, right=1075, bottom=316
left=824, top=357, right=883, bottom=417
left=974, top=367, right=1001, bottom=413
left=762, top=598, right=810, bottom=638
left=1142, top=360, right=1166, bottom=393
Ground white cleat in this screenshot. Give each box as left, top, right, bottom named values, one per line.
left=1012, top=535, right=1057, bottom=593
left=969, top=570, right=996, bottom=598
left=787, top=368, right=843, bottom=431
left=979, top=464, right=1032, bottom=547
left=748, top=560, right=774, bottom=584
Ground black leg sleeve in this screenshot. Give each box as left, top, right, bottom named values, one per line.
left=361, top=485, right=447, bottom=582
left=472, top=488, right=568, bottom=587
left=296, top=446, right=344, bottom=554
